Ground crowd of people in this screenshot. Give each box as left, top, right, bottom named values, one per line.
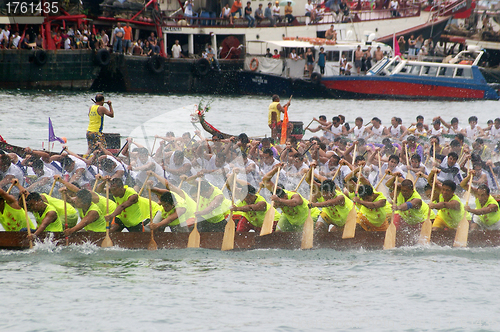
left=2, top=95, right=500, bottom=239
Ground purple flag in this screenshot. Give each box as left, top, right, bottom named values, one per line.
left=48, top=118, right=65, bottom=144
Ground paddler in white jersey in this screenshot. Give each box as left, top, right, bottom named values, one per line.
left=86, top=94, right=114, bottom=157
left=464, top=116, right=485, bottom=140
left=347, top=117, right=369, bottom=139
left=389, top=117, right=406, bottom=140
left=366, top=117, right=388, bottom=139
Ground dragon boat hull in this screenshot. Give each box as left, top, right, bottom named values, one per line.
left=2, top=230, right=499, bottom=250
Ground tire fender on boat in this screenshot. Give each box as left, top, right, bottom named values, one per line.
left=33, top=50, right=47, bottom=66
left=194, top=58, right=211, bottom=76
left=95, top=49, right=111, bottom=67
left=148, top=55, right=164, bottom=74
left=249, top=57, right=259, bottom=71
left=311, top=72, right=322, bottom=84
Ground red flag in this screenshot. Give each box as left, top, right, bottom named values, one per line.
left=393, top=33, right=401, bottom=57
left=280, top=105, right=289, bottom=145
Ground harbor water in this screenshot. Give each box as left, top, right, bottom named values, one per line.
left=1, top=91, right=500, bottom=331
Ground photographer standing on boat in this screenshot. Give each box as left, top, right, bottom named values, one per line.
left=86, top=94, right=114, bottom=157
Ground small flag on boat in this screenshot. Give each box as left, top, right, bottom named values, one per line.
left=48, top=118, right=65, bottom=144
left=393, top=32, right=401, bottom=57
left=280, top=105, right=289, bottom=145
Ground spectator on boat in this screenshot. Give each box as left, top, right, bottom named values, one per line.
left=272, top=1, right=282, bottom=24
left=289, top=48, right=300, bottom=60
left=354, top=45, right=363, bottom=75
left=328, top=0, right=341, bottom=21
left=172, top=39, right=183, bottom=58
left=244, top=1, right=256, bottom=27
left=205, top=44, right=220, bottom=70
left=101, top=30, right=109, bottom=48
left=272, top=49, right=280, bottom=58
left=417, top=40, right=428, bottom=61
left=340, top=53, right=351, bottom=75
left=305, top=48, right=315, bottom=78
left=64, top=35, right=73, bottom=49
left=325, top=25, right=337, bottom=40
left=265, top=48, right=273, bottom=57
left=20, top=33, right=31, bottom=50
left=313, top=4, right=324, bottom=22
left=0, top=25, right=11, bottom=49
left=82, top=34, right=90, bottom=49
left=408, top=34, right=416, bottom=59
left=390, top=0, right=399, bottom=17
left=284, top=1, right=294, bottom=24
left=89, top=34, right=97, bottom=50
left=184, top=0, right=195, bottom=24
left=148, top=32, right=160, bottom=55
left=143, top=40, right=152, bottom=56
left=305, top=0, right=315, bottom=23
left=230, top=0, right=243, bottom=24
left=268, top=94, right=292, bottom=140
left=255, top=3, right=265, bottom=25
left=35, top=34, right=43, bottom=49
left=113, top=22, right=125, bottom=53
left=339, top=0, right=349, bottom=21
left=397, top=35, right=406, bottom=58
left=123, top=21, right=132, bottom=55
left=265, top=2, right=276, bottom=26
left=415, top=35, right=424, bottom=55
left=317, top=47, right=326, bottom=75
left=364, top=46, right=373, bottom=71
left=221, top=3, right=232, bottom=21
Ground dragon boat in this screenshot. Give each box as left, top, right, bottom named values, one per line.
left=1, top=230, right=499, bottom=250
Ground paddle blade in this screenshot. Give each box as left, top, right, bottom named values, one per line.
left=406, top=171, right=415, bottom=184
left=418, top=218, right=432, bottom=245
left=221, top=218, right=235, bottom=251
left=148, top=232, right=158, bottom=251
left=301, top=211, right=314, bottom=250
left=453, top=216, right=469, bottom=248
left=101, top=233, right=113, bottom=248
left=187, top=224, right=200, bottom=248
left=383, top=221, right=397, bottom=250
left=260, top=205, right=276, bottom=236
left=342, top=207, right=357, bottom=239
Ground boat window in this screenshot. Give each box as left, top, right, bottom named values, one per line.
left=410, top=65, right=421, bottom=75
left=327, top=51, right=340, bottom=62
left=400, top=64, right=412, bottom=73
left=342, top=51, right=353, bottom=62
left=455, top=67, right=473, bottom=79
left=385, top=60, right=400, bottom=74
left=438, top=67, right=454, bottom=77
left=422, top=66, right=438, bottom=76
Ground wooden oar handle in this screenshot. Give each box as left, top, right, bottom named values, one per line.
left=138, top=174, right=151, bottom=196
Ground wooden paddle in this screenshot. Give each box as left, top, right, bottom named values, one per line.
left=92, top=176, right=100, bottom=192
left=301, top=166, right=315, bottom=250
left=293, top=171, right=308, bottom=192
left=150, top=137, right=157, bottom=157
left=489, top=165, right=500, bottom=191
left=352, top=144, right=357, bottom=165
left=303, top=119, right=315, bottom=134
left=21, top=193, right=33, bottom=249
left=101, top=181, right=113, bottom=248
left=6, top=181, right=16, bottom=194
left=187, top=180, right=201, bottom=248
left=138, top=174, right=150, bottom=196
left=48, top=180, right=57, bottom=197
left=418, top=173, right=436, bottom=245
left=147, top=186, right=158, bottom=251
left=383, top=176, right=398, bottom=250
left=405, top=144, right=415, bottom=184
left=260, top=166, right=281, bottom=236
left=62, top=191, right=69, bottom=246
left=454, top=173, right=472, bottom=248
left=343, top=166, right=362, bottom=239
left=221, top=172, right=238, bottom=251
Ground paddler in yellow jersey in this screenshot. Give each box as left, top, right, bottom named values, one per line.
left=352, top=184, right=392, bottom=232
left=106, top=178, right=161, bottom=232
left=25, top=192, right=63, bottom=240
left=64, top=189, right=106, bottom=235
left=87, top=94, right=114, bottom=157
left=0, top=181, right=35, bottom=231
left=231, top=183, right=281, bottom=232
left=460, top=174, right=500, bottom=230
left=429, top=179, right=467, bottom=230
left=387, top=176, right=435, bottom=230
left=268, top=94, right=291, bottom=140
left=190, top=180, right=231, bottom=232
left=310, top=179, right=354, bottom=233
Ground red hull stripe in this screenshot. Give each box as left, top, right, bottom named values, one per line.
left=322, top=80, right=485, bottom=99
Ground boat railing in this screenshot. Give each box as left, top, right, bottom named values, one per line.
left=160, top=5, right=421, bottom=28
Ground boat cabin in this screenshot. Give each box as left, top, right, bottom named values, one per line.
left=245, top=39, right=391, bottom=78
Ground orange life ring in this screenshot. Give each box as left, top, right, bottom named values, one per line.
left=459, top=60, right=473, bottom=65
left=250, top=58, right=259, bottom=71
